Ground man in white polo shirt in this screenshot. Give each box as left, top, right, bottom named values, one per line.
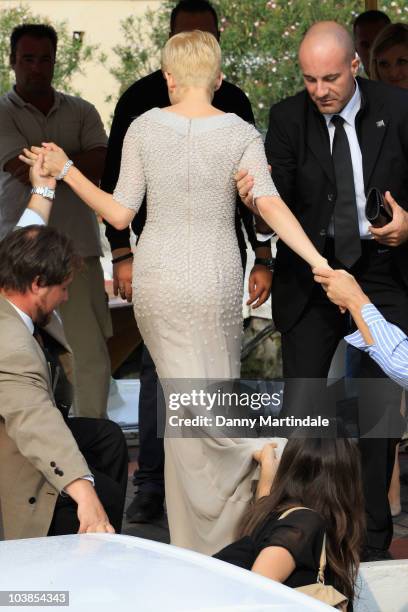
left=0, top=24, right=111, bottom=418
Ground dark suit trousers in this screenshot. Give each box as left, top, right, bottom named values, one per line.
left=280, top=240, right=408, bottom=551
left=47, top=418, right=128, bottom=535
left=133, top=345, right=165, bottom=496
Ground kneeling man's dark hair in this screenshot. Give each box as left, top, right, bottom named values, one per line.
left=0, top=225, right=82, bottom=293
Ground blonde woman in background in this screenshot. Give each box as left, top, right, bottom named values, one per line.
left=370, top=23, right=408, bottom=89
left=21, top=30, right=330, bottom=554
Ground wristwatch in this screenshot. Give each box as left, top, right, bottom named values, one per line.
left=31, top=186, right=55, bottom=201
left=254, top=257, right=275, bottom=271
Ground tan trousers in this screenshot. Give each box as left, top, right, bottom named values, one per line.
left=59, top=257, right=112, bottom=418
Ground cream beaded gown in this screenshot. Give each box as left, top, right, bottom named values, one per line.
left=113, top=108, right=279, bottom=554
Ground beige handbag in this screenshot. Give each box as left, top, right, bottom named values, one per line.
left=278, top=507, right=349, bottom=611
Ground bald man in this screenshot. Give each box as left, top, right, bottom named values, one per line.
left=239, top=22, right=408, bottom=560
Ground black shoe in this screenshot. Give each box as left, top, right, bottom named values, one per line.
left=361, top=546, right=393, bottom=562
left=126, top=491, right=164, bottom=523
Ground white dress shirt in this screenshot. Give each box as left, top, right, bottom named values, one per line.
left=17, top=208, right=45, bottom=226
left=324, top=83, right=371, bottom=239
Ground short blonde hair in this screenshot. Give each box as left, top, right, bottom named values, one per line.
left=161, top=30, right=221, bottom=93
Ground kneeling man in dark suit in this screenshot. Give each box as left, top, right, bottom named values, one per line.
left=0, top=224, right=127, bottom=539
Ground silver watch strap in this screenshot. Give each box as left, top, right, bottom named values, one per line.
left=56, top=159, right=74, bottom=181
left=31, top=186, right=55, bottom=200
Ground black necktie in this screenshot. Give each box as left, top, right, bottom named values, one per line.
left=331, top=115, right=362, bottom=268
left=33, top=324, right=70, bottom=418
left=33, top=324, right=55, bottom=384
left=33, top=324, right=46, bottom=351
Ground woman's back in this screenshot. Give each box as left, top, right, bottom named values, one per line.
left=114, top=108, right=274, bottom=249
left=112, top=108, right=277, bottom=379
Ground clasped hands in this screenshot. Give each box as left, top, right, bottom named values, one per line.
left=19, top=142, right=69, bottom=182
left=313, top=267, right=365, bottom=315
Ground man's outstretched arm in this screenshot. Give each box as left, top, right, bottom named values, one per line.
left=0, top=347, right=114, bottom=533
left=314, top=268, right=408, bottom=389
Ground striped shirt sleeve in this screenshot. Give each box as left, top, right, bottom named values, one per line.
left=345, top=303, right=408, bottom=389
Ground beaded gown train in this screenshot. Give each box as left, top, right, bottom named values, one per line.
left=113, top=107, right=279, bottom=554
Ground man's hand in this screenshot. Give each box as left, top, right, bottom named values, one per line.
left=112, top=248, right=133, bottom=302
left=77, top=496, right=115, bottom=534
left=29, top=153, right=56, bottom=190
left=235, top=168, right=255, bottom=210
left=255, top=217, right=274, bottom=235
left=247, top=265, right=272, bottom=308
left=369, top=191, right=408, bottom=247
left=65, top=479, right=115, bottom=534
left=19, top=143, right=69, bottom=178
left=313, top=268, right=370, bottom=312
left=313, top=268, right=375, bottom=346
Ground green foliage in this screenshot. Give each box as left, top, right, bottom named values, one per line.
left=216, top=0, right=362, bottom=128
left=0, top=4, right=97, bottom=96
left=109, top=0, right=407, bottom=130
left=103, top=8, right=168, bottom=102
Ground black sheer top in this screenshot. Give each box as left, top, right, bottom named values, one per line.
left=214, top=508, right=354, bottom=611
left=213, top=508, right=326, bottom=589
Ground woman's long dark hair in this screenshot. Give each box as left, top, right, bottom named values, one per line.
left=238, top=436, right=365, bottom=602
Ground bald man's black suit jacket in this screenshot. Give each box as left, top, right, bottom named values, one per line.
left=265, top=76, right=408, bottom=333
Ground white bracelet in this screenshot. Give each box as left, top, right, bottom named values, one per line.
left=56, top=159, right=74, bottom=181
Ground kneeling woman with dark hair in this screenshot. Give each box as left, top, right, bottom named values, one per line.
left=214, top=438, right=365, bottom=610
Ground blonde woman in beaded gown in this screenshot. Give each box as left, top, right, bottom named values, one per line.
left=22, top=31, right=330, bottom=555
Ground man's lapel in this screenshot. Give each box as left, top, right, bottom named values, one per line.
left=356, top=79, right=388, bottom=189
left=358, top=109, right=389, bottom=190
left=44, top=313, right=74, bottom=388
left=0, top=296, right=55, bottom=387
left=306, top=101, right=335, bottom=186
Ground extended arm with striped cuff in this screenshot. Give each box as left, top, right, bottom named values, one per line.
left=345, top=303, right=408, bottom=389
